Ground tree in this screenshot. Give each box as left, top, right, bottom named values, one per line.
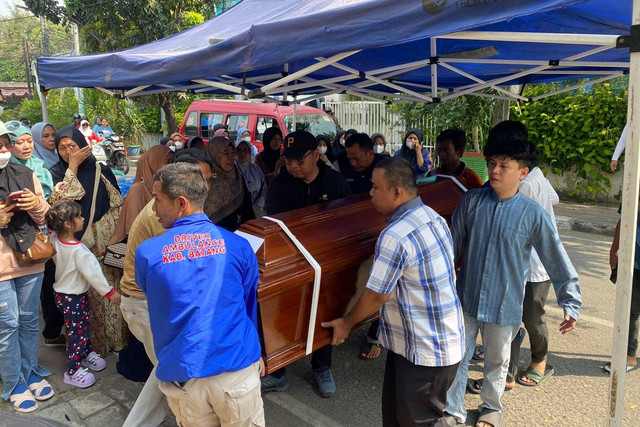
left=23, top=0, right=236, bottom=133
left=0, top=7, right=73, bottom=84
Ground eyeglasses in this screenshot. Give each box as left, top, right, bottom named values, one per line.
left=0, top=140, right=15, bottom=150
left=284, top=150, right=313, bottom=166
left=222, top=149, right=236, bottom=157
left=82, top=124, right=89, bottom=127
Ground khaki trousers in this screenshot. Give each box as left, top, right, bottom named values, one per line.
left=158, top=361, right=265, bottom=427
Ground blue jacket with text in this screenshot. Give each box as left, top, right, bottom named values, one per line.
left=135, top=213, right=260, bottom=382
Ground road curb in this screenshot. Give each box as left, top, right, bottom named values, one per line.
left=556, top=215, right=615, bottom=237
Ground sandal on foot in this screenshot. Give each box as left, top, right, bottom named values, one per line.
left=81, top=351, right=106, bottom=372
left=28, top=378, right=54, bottom=401
left=64, top=368, right=96, bottom=388
left=472, top=346, right=484, bottom=361
left=359, top=338, right=382, bottom=360
left=477, top=408, right=502, bottom=427
left=466, top=378, right=513, bottom=394
left=604, top=363, right=637, bottom=373
left=517, top=365, right=554, bottom=387
left=9, top=389, right=38, bottom=413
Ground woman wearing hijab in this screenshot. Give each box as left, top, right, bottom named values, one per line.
left=0, top=121, right=54, bottom=413
left=24, top=123, right=65, bottom=349
left=50, top=127, right=127, bottom=356
left=371, top=133, right=390, bottom=157
left=254, top=126, right=283, bottom=184
left=394, top=127, right=433, bottom=180
left=328, top=130, right=346, bottom=164
left=316, top=135, right=339, bottom=171
left=235, top=139, right=266, bottom=218
left=204, top=136, right=255, bottom=232
left=31, top=123, right=58, bottom=169
left=108, top=145, right=174, bottom=246
left=79, top=120, right=100, bottom=145
left=184, top=136, right=205, bottom=151
left=9, top=124, right=53, bottom=200
left=236, top=127, right=258, bottom=161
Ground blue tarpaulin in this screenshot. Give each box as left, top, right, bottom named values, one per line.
left=37, top=0, right=631, bottom=100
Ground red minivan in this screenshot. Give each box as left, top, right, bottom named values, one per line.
left=179, top=100, right=338, bottom=151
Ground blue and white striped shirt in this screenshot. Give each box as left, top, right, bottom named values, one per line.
left=367, top=197, right=464, bottom=367
left=452, top=187, right=582, bottom=326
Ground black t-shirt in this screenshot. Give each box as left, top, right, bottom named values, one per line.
left=265, top=161, right=351, bottom=215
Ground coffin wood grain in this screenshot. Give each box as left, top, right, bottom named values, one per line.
left=239, top=177, right=465, bottom=373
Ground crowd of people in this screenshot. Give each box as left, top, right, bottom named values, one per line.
left=0, top=114, right=589, bottom=427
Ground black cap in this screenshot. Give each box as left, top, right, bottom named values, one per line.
left=283, top=130, right=317, bottom=159
left=73, top=114, right=81, bottom=120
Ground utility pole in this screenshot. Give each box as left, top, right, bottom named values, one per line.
left=72, top=23, right=85, bottom=115
left=40, top=16, right=50, bottom=56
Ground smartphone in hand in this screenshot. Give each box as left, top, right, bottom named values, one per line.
left=6, top=191, right=25, bottom=212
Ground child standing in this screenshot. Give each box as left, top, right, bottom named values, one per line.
left=46, top=201, right=121, bottom=388
left=444, top=133, right=582, bottom=427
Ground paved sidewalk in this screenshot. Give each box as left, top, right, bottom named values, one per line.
left=555, top=201, right=618, bottom=237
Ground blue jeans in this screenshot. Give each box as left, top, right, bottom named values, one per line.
left=445, top=313, right=518, bottom=423
left=0, top=273, right=51, bottom=400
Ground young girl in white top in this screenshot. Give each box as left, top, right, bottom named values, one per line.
left=46, top=201, right=121, bottom=388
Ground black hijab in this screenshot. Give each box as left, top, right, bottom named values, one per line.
left=50, top=127, right=120, bottom=239
left=260, top=127, right=283, bottom=171
left=329, top=130, right=346, bottom=162
left=0, top=162, right=36, bottom=252
left=396, top=128, right=424, bottom=166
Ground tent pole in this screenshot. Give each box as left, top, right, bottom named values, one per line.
left=531, top=74, right=621, bottom=101
left=430, top=38, right=438, bottom=100
left=292, top=94, right=297, bottom=132
left=608, top=2, right=640, bottom=425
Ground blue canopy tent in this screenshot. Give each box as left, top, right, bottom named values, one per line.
left=38, top=0, right=630, bottom=103
left=36, top=1, right=640, bottom=425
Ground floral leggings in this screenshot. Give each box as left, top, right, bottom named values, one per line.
left=55, top=292, right=93, bottom=374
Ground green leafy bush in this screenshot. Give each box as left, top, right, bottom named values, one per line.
left=512, top=79, right=627, bottom=197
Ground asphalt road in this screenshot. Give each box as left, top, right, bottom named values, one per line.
left=261, top=230, right=640, bottom=427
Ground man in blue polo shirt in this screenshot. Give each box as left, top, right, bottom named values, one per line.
left=135, top=162, right=264, bottom=427
left=322, top=157, right=464, bottom=426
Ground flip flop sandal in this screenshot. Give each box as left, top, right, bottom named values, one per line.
left=516, top=365, right=554, bottom=387
left=604, top=363, right=638, bottom=373
left=466, top=379, right=513, bottom=394
left=477, top=408, right=503, bottom=427
left=9, top=389, right=38, bottom=413
left=472, top=346, right=485, bottom=361
left=359, top=338, right=382, bottom=360
left=28, top=378, right=54, bottom=401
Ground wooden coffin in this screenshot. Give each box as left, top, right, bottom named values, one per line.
left=238, top=177, right=466, bottom=373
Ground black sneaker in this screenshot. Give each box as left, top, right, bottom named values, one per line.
left=44, top=335, right=66, bottom=347
left=260, top=374, right=288, bottom=393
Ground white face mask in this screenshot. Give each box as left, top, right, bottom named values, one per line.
left=373, top=145, right=384, bottom=154
left=175, top=141, right=183, bottom=150
left=168, top=145, right=176, bottom=152
left=0, top=151, right=11, bottom=169
left=339, top=139, right=346, bottom=147
left=405, top=140, right=414, bottom=149
left=242, top=136, right=251, bottom=143
left=318, top=146, right=327, bottom=155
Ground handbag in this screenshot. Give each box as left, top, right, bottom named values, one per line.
left=13, top=231, right=57, bottom=266
left=104, top=241, right=127, bottom=269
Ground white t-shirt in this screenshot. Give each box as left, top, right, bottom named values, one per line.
left=519, top=167, right=560, bottom=282
left=51, top=235, right=114, bottom=296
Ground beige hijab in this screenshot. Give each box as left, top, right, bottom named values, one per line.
left=108, top=145, right=174, bottom=244
left=204, top=137, right=244, bottom=223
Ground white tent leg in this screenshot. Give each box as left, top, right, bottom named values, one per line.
left=41, top=91, right=49, bottom=123
left=608, top=2, right=640, bottom=425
